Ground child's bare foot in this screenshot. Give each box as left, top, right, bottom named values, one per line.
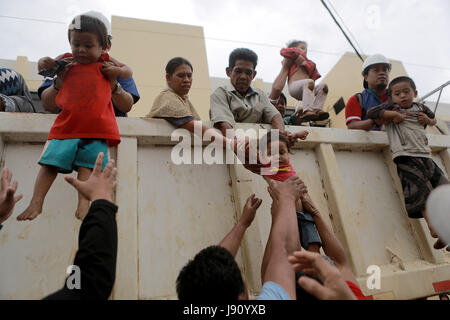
left=17, top=200, right=43, bottom=221
left=75, top=200, right=90, bottom=220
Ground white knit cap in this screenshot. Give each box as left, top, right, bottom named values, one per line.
left=82, top=10, right=112, bottom=36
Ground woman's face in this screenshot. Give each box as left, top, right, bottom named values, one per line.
left=166, top=63, right=193, bottom=96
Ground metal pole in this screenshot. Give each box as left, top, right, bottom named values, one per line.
left=434, top=88, right=443, bottom=114
left=320, top=0, right=364, bottom=62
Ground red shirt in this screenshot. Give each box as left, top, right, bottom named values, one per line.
left=262, top=163, right=297, bottom=181
left=48, top=55, right=120, bottom=147
left=346, top=281, right=374, bottom=300
left=345, top=93, right=387, bottom=124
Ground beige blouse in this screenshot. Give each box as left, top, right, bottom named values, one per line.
left=147, top=88, right=201, bottom=120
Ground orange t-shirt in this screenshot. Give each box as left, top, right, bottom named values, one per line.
left=262, top=163, right=297, bottom=181
left=48, top=55, right=120, bottom=147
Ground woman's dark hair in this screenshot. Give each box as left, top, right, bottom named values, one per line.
left=68, top=15, right=109, bottom=49
left=166, top=57, right=193, bottom=75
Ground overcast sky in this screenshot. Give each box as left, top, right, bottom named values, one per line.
left=1, top=0, right=449, bottom=103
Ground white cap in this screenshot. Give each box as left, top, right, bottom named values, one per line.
left=82, top=11, right=112, bottom=36
left=361, top=54, right=391, bottom=75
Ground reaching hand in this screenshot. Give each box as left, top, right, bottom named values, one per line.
left=300, top=192, right=319, bottom=216
left=417, top=112, right=431, bottom=125
left=288, top=251, right=357, bottom=300
left=64, top=153, right=117, bottom=203
left=101, top=61, right=121, bottom=82
left=240, top=194, right=262, bottom=228
left=38, top=57, right=57, bottom=72
left=393, top=112, right=407, bottom=124
left=0, top=167, right=23, bottom=224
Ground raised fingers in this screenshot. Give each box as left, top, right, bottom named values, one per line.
left=92, top=152, right=104, bottom=176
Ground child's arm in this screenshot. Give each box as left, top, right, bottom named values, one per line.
left=418, top=105, right=437, bottom=126
left=105, top=56, right=133, bottom=79
left=300, top=193, right=358, bottom=284
left=367, top=103, right=406, bottom=124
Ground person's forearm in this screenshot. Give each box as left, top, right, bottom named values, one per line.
left=269, top=67, right=289, bottom=100
left=429, top=118, right=437, bottom=126
left=44, top=199, right=118, bottom=300
left=261, top=197, right=300, bottom=278
left=271, top=114, right=286, bottom=134
left=71, top=199, right=118, bottom=299
left=219, top=222, right=248, bottom=258
left=112, top=90, right=134, bottom=113
left=347, top=120, right=374, bottom=131
left=215, top=121, right=234, bottom=138
left=41, top=86, right=60, bottom=113
left=118, top=66, right=133, bottom=79
left=312, top=212, right=348, bottom=266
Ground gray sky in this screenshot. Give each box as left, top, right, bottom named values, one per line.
left=1, top=0, right=449, bottom=103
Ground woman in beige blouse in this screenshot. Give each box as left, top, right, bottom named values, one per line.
left=148, top=57, right=238, bottom=150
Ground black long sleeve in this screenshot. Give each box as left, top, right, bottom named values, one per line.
left=44, top=199, right=118, bottom=300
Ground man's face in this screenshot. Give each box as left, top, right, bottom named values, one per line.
left=226, top=60, right=256, bottom=95
left=274, top=98, right=286, bottom=117
left=364, top=63, right=390, bottom=90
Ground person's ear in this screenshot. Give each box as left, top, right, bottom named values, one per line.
left=166, top=73, right=171, bottom=83
left=226, top=67, right=232, bottom=77
left=252, top=70, right=257, bottom=80
left=414, top=90, right=418, bottom=98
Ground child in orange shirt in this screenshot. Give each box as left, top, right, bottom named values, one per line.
left=18, top=14, right=123, bottom=221
left=260, top=130, right=322, bottom=253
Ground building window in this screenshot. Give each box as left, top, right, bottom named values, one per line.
left=333, top=97, right=345, bottom=115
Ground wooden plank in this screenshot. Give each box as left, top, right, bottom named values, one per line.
left=315, top=143, right=366, bottom=276
left=111, top=137, right=139, bottom=299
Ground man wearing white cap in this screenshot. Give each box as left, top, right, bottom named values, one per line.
left=37, top=11, right=140, bottom=117
left=345, top=54, right=391, bottom=131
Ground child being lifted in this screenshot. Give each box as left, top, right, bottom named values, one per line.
left=280, top=40, right=329, bottom=123
left=368, top=76, right=449, bottom=250
left=18, top=13, right=126, bottom=221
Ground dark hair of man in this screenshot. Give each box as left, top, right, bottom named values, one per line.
left=295, top=271, right=321, bottom=302
left=68, top=15, right=109, bottom=49
left=388, top=76, right=417, bottom=97
left=176, top=245, right=244, bottom=300
left=229, top=48, right=258, bottom=70
left=165, top=57, right=193, bottom=76
left=287, top=40, right=308, bottom=49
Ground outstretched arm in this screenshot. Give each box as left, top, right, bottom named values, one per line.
left=300, top=193, right=357, bottom=284
left=260, top=176, right=305, bottom=299
left=219, top=194, right=262, bottom=257
left=268, top=58, right=294, bottom=101
left=44, top=153, right=118, bottom=300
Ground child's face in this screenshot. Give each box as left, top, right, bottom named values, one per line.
left=390, top=82, right=417, bottom=108
left=70, top=31, right=104, bottom=64
left=267, top=140, right=290, bottom=166
left=296, top=43, right=307, bottom=54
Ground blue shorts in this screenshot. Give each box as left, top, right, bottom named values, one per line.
left=39, top=139, right=109, bottom=173
left=297, top=211, right=322, bottom=249
left=257, top=282, right=291, bottom=300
